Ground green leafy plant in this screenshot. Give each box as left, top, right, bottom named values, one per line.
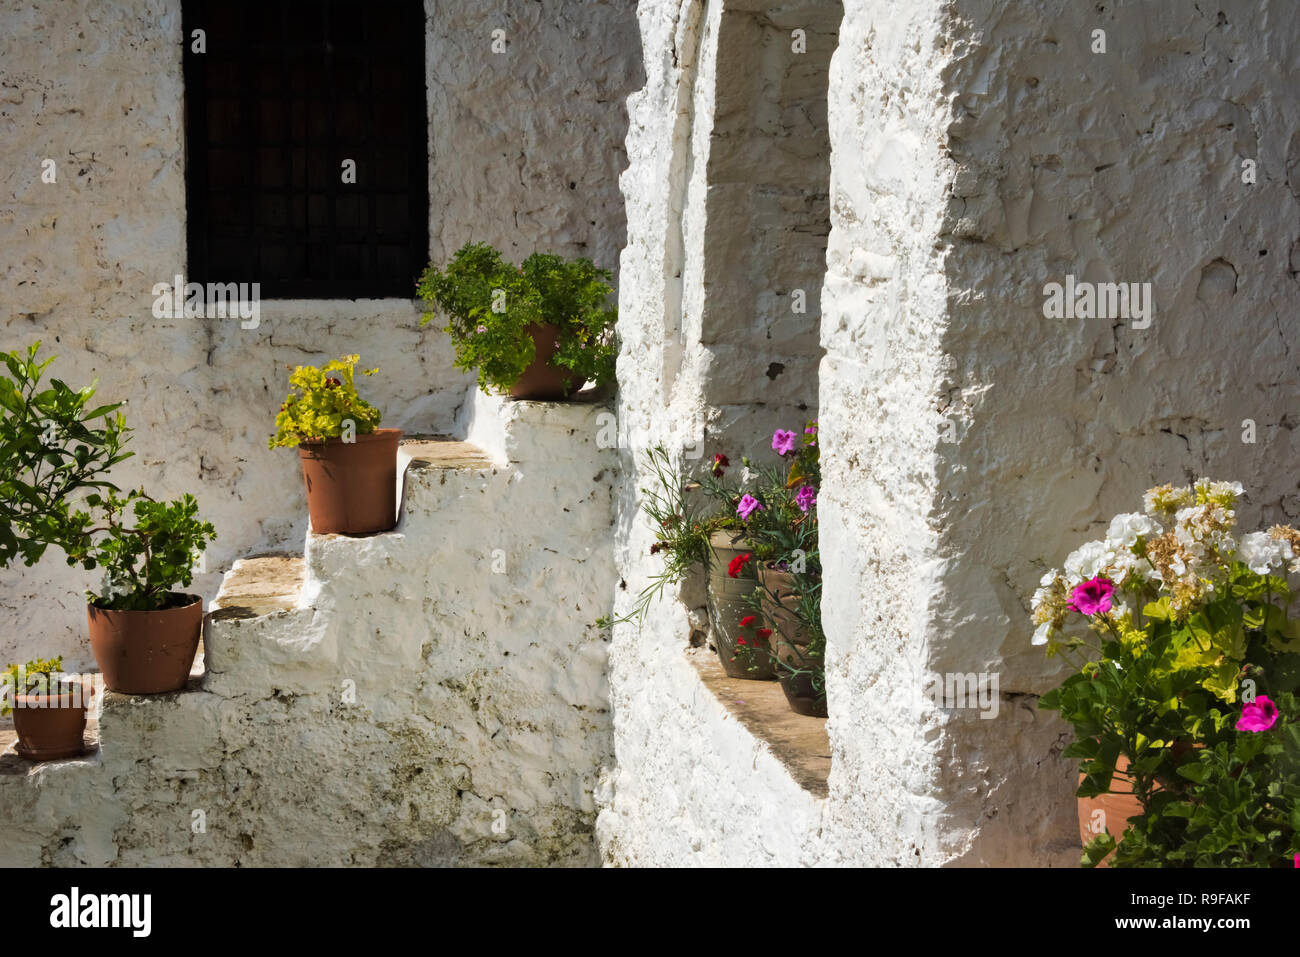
left=0, top=656, right=70, bottom=715
left=619, top=445, right=733, bottom=626
left=1034, top=478, right=1300, bottom=866
left=0, top=342, right=131, bottom=567
left=417, top=242, right=617, bottom=394
left=59, top=489, right=216, bottom=612
left=269, top=354, right=382, bottom=448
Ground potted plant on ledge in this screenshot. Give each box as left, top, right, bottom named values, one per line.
left=60, top=489, right=216, bottom=695
left=270, top=354, right=402, bottom=535
left=2, top=656, right=90, bottom=760
left=417, top=242, right=617, bottom=400
left=1035, top=478, right=1300, bottom=867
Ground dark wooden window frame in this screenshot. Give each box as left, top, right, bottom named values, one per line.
left=182, top=0, right=429, bottom=300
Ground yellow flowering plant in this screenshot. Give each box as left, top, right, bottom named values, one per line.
left=268, top=355, right=383, bottom=448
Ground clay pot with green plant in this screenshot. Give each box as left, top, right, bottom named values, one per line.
left=2, top=657, right=90, bottom=761
left=417, top=242, right=617, bottom=400
left=270, top=354, right=402, bottom=535
left=60, top=489, right=216, bottom=694
left=0, top=342, right=218, bottom=696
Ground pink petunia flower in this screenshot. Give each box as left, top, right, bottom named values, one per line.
left=795, top=484, right=817, bottom=513
left=1067, top=576, right=1114, bottom=616
left=1236, top=696, right=1279, bottom=733
left=772, top=429, right=798, bottom=456
left=737, top=494, right=763, bottom=521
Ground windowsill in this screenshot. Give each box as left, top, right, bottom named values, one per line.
left=689, top=651, right=830, bottom=798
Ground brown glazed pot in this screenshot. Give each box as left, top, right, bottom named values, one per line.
left=706, top=531, right=774, bottom=680
left=12, top=685, right=89, bottom=761
left=297, top=428, right=402, bottom=535
left=758, top=567, right=828, bottom=717
left=508, top=324, right=582, bottom=401
left=87, top=593, right=203, bottom=694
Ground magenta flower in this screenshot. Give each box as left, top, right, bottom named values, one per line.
left=1236, top=696, right=1279, bottom=733
left=1067, top=576, right=1114, bottom=616
left=772, top=429, right=798, bottom=456
left=737, top=494, right=764, bottom=521
left=795, top=484, right=817, bottom=513
left=1294, top=853, right=1299, bottom=868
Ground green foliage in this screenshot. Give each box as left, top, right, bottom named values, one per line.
left=0, top=342, right=131, bottom=567
left=620, top=445, right=732, bottom=626
left=0, top=656, right=67, bottom=716
left=61, top=489, right=216, bottom=611
left=417, top=242, right=617, bottom=394
left=269, top=354, right=382, bottom=448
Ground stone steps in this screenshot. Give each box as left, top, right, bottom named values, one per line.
left=0, top=394, right=619, bottom=866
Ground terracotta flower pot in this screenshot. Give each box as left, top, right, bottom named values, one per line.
left=508, top=324, right=582, bottom=401
left=297, top=428, right=402, bottom=535
left=706, top=531, right=774, bottom=679
left=12, top=684, right=89, bottom=761
left=758, top=567, right=827, bottom=717
left=1076, top=755, right=1144, bottom=868
left=87, top=593, right=203, bottom=694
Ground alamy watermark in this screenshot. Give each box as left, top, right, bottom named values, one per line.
left=1042, top=274, right=1152, bottom=329
left=923, top=671, right=1000, bottom=719
left=152, top=275, right=260, bottom=329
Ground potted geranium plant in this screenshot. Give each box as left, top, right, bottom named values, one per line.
left=1035, top=478, right=1300, bottom=867
left=417, top=242, right=617, bottom=400
left=270, top=354, right=402, bottom=535
left=707, top=423, right=825, bottom=715
left=2, top=656, right=91, bottom=760
left=624, top=446, right=774, bottom=680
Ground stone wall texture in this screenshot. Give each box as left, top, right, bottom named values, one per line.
left=0, top=0, right=641, bottom=670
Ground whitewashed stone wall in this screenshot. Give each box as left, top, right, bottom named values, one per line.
left=0, top=0, right=640, bottom=670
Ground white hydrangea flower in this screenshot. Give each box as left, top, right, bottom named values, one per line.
left=1032, top=621, right=1053, bottom=646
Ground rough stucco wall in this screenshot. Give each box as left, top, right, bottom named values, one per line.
left=0, top=0, right=640, bottom=671
left=0, top=398, right=617, bottom=866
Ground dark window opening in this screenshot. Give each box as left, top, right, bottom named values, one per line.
left=183, top=0, right=429, bottom=299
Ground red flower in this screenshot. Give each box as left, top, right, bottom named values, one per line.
left=756, top=628, right=772, bottom=640
left=738, top=615, right=756, bottom=627
left=649, top=543, right=661, bottom=556
left=727, top=553, right=752, bottom=578
left=712, top=453, right=730, bottom=478
left=736, top=637, right=748, bottom=646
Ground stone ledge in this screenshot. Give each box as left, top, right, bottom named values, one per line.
left=400, top=434, right=497, bottom=471
left=209, top=553, right=306, bottom=621
left=689, top=652, right=830, bottom=798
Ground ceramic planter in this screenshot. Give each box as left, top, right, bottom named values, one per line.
left=758, top=567, right=827, bottom=717
left=508, top=324, right=582, bottom=401
left=11, top=682, right=89, bottom=761
left=87, top=593, right=203, bottom=694
left=297, top=428, right=402, bottom=535
left=706, top=531, right=774, bottom=679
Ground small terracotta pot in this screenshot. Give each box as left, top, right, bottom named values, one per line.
left=706, top=531, right=774, bottom=680
left=508, top=324, right=582, bottom=401
left=1076, top=756, right=1144, bottom=868
left=12, top=685, right=88, bottom=761
left=758, top=567, right=827, bottom=717
left=298, top=428, right=402, bottom=535
left=88, top=593, right=203, bottom=694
